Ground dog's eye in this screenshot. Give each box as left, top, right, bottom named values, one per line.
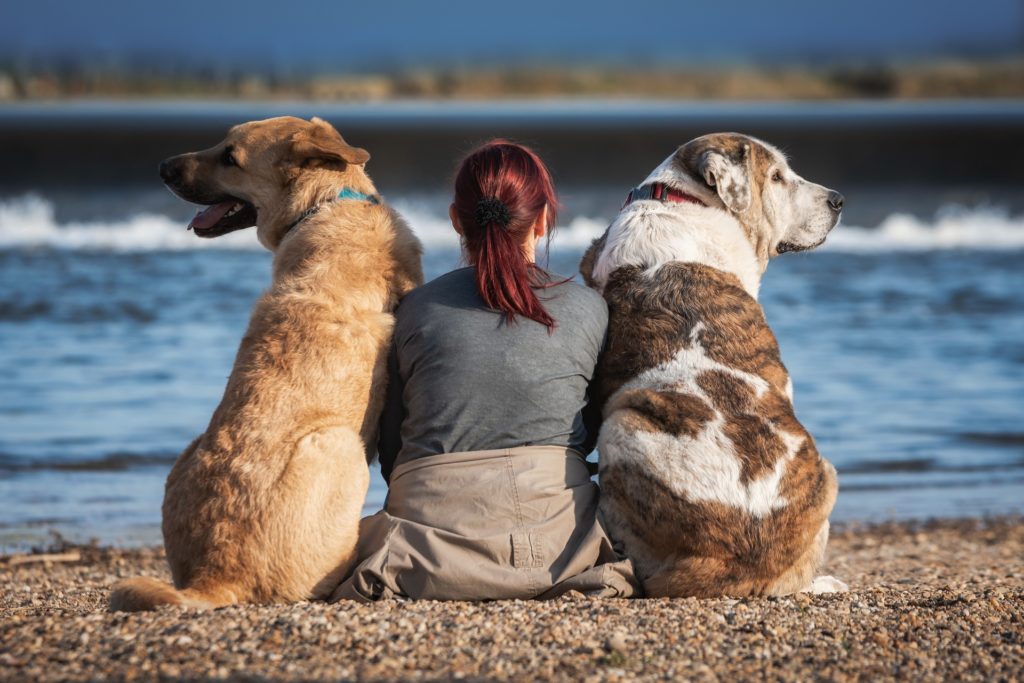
left=771, top=170, right=784, bottom=183
left=221, top=147, right=238, bottom=168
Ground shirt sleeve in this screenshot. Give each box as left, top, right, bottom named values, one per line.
left=376, top=340, right=405, bottom=484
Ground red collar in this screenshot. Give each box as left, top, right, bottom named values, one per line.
left=622, top=183, right=706, bottom=209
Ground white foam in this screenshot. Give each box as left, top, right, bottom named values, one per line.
left=823, top=206, right=1024, bottom=252
left=388, top=200, right=459, bottom=249
left=1, top=195, right=1022, bottom=253
left=0, top=195, right=260, bottom=251
left=389, top=203, right=617, bottom=251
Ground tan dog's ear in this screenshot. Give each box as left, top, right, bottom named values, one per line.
left=290, top=117, right=370, bottom=167
left=679, top=135, right=751, bottom=213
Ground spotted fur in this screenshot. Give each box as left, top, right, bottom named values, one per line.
left=582, top=134, right=845, bottom=598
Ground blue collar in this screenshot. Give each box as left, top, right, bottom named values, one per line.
left=285, top=187, right=381, bottom=234
left=336, top=187, right=380, bottom=204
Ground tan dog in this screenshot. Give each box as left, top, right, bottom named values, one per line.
left=109, top=117, right=423, bottom=611
left=580, top=133, right=847, bottom=598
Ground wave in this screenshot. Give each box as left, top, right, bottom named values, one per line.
left=2, top=195, right=1023, bottom=253
left=0, top=195, right=259, bottom=251
left=0, top=451, right=178, bottom=474
left=556, top=206, right=1024, bottom=253
left=824, top=206, right=1024, bottom=252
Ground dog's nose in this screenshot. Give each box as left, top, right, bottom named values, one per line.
left=159, top=159, right=181, bottom=184
left=827, top=191, right=844, bottom=213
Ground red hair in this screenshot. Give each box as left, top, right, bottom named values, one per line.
left=453, top=140, right=559, bottom=330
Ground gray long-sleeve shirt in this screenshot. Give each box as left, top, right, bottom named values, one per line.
left=377, top=267, right=608, bottom=483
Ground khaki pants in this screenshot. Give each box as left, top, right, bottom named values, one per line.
left=330, top=446, right=639, bottom=602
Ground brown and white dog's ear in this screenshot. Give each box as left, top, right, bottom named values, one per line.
left=289, top=117, right=371, bottom=167
left=679, top=135, right=751, bottom=213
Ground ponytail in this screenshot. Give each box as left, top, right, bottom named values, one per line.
left=475, top=214, right=556, bottom=329
left=452, top=140, right=559, bottom=330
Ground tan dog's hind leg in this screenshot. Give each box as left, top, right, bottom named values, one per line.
left=268, top=426, right=370, bottom=602
left=110, top=427, right=368, bottom=611
left=110, top=435, right=246, bottom=612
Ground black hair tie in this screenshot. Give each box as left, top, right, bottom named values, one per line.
left=474, top=197, right=512, bottom=229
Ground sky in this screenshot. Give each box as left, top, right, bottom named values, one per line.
left=2, top=0, right=1022, bottom=71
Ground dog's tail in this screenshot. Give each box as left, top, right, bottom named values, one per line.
left=643, top=556, right=765, bottom=599
left=645, top=531, right=828, bottom=598
left=108, top=577, right=232, bottom=612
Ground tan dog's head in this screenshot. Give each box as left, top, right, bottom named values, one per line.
left=674, top=133, right=843, bottom=259
left=159, top=116, right=371, bottom=250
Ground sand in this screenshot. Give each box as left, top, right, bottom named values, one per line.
left=2, top=517, right=1022, bottom=682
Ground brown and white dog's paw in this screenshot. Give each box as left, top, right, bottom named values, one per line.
left=804, top=575, right=849, bottom=594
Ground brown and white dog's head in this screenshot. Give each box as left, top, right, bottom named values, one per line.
left=159, top=116, right=371, bottom=250
left=674, top=133, right=843, bottom=258
left=581, top=133, right=843, bottom=295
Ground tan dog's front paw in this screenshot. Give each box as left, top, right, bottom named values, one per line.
left=805, top=575, right=849, bottom=594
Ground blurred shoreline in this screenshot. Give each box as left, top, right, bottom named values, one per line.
left=2, top=60, right=1023, bottom=102
left=2, top=99, right=1023, bottom=226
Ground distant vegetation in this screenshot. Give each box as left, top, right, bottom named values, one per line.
left=1, top=60, right=1021, bottom=101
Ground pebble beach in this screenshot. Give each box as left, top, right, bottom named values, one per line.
left=1, top=517, right=1021, bottom=681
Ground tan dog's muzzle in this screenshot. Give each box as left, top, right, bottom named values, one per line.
left=159, top=153, right=258, bottom=238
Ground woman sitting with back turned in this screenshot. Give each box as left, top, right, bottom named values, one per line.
left=332, top=140, right=638, bottom=601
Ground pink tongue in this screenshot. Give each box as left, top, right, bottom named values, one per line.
left=189, top=201, right=236, bottom=230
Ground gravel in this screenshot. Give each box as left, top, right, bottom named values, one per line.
left=2, top=517, right=1022, bottom=681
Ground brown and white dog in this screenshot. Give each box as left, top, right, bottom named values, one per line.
left=580, top=133, right=847, bottom=598
left=109, top=117, right=423, bottom=611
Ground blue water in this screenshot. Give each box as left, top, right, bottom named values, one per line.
left=1, top=195, right=1022, bottom=551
